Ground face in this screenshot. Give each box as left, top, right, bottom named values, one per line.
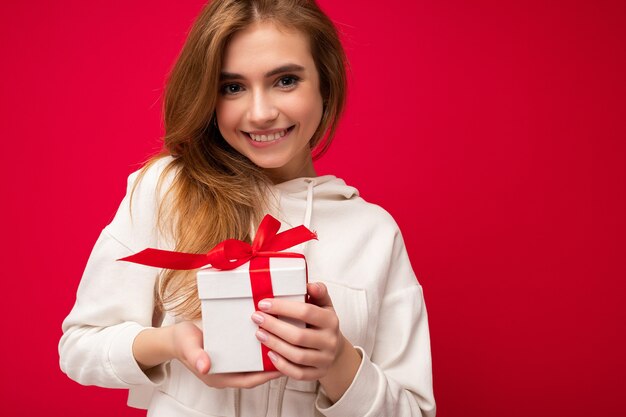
left=215, top=21, right=324, bottom=182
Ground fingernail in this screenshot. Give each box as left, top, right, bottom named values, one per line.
left=196, top=358, right=205, bottom=372
left=258, top=300, right=271, bottom=311
left=256, top=330, right=268, bottom=342
left=251, top=312, right=264, bottom=324
left=268, top=351, right=278, bottom=362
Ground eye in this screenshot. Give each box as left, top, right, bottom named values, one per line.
left=220, top=83, right=244, bottom=95
left=277, top=75, right=300, bottom=89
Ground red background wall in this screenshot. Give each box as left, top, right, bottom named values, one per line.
left=2, top=1, right=625, bottom=416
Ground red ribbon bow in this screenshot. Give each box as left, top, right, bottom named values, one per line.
left=119, top=214, right=317, bottom=372
left=118, top=214, right=317, bottom=271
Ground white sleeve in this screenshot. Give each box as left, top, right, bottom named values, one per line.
left=316, top=229, right=436, bottom=417
left=58, top=163, right=172, bottom=388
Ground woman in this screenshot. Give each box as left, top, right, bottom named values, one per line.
left=59, top=1, right=436, bottom=416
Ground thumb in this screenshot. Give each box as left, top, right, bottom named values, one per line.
left=307, top=282, right=333, bottom=308
left=195, top=350, right=211, bottom=374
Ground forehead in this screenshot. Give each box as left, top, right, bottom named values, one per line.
left=222, top=21, right=314, bottom=74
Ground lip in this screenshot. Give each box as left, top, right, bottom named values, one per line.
left=244, top=125, right=294, bottom=148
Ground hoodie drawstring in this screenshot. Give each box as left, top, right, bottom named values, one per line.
left=234, top=388, right=241, bottom=417
left=304, top=178, right=314, bottom=230
left=301, top=179, right=315, bottom=255
left=275, top=377, right=288, bottom=417
left=274, top=179, right=315, bottom=417
left=234, top=179, right=316, bottom=417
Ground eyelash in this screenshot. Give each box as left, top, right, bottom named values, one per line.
left=276, top=75, right=300, bottom=89
left=220, top=83, right=243, bottom=95
left=219, top=75, right=301, bottom=96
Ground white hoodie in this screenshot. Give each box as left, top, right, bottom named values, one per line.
left=59, top=156, right=436, bottom=417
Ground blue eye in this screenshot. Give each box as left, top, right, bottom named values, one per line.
left=221, top=83, right=243, bottom=95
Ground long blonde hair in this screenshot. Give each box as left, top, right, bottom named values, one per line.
left=140, top=0, right=347, bottom=319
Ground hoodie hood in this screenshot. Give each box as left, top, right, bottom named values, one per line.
left=268, top=175, right=359, bottom=252
left=273, top=175, right=359, bottom=201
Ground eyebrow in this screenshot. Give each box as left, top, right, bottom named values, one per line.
left=220, top=64, right=306, bottom=81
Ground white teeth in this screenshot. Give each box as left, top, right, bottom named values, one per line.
left=249, top=128, right=289, bottom=142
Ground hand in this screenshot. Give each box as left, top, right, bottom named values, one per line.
left=251, top=282, right=359, bottom=384
left=171, top=321, right=282, bottom=389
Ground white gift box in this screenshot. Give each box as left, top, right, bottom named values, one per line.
left=196, top=256, right=307, bottom=374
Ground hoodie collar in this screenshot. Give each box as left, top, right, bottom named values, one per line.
left=272, top=175, right=359, bottom=200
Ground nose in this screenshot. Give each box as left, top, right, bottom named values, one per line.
left=248, top=90, right=279, bottom=126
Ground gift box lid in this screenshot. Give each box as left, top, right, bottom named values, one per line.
left=197, top=257, right=306, bottom=300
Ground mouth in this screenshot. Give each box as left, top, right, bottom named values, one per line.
left=245, top=126, right=295, bottom=143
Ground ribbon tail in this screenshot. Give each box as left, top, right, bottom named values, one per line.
left=268, top=225, right=317, bottom=252
left=118, top=248, right=211, bottom=270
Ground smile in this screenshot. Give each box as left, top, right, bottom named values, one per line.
left=245, top=126, right=294, bottom=143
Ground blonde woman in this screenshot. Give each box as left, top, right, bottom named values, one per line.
left=59, top=1, right=435, bottom=416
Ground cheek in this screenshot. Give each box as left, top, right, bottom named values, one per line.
left=215, top=101, right=240, bottom=132
left=283, top=91, right=323, bottom=128
left=215, top=102, right=244, bottom=152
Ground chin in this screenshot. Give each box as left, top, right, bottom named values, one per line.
left=253, top=161, right=288, bottom=170
left=246, top=155, right=289, bottom=170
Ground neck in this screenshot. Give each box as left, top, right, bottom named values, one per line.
left=264, top=155, right=316, bottom=184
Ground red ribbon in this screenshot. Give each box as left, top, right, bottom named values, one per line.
left=118, top=214, right=317, bottom=372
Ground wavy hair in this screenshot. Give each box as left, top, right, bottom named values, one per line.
left=138, top=0, right=347, bottom=319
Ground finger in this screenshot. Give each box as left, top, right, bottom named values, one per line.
left=252, top=312, right=331, bottom=349
left=267, top=351, right=322, bottom=381
left=306, top=282, right=334, bottom=308
left=195, top=350, right=211, bottom=374
left=256, top=329, right=328, bottom=367
left=202, top=371, right=282, bottom=389
left=190, top=342, right=211, bottom=374
left=257, top=298, right=332, bottom=328
left=221, top=371, right=282, bottom=388
left=176, top=324, right=211, bottom=374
